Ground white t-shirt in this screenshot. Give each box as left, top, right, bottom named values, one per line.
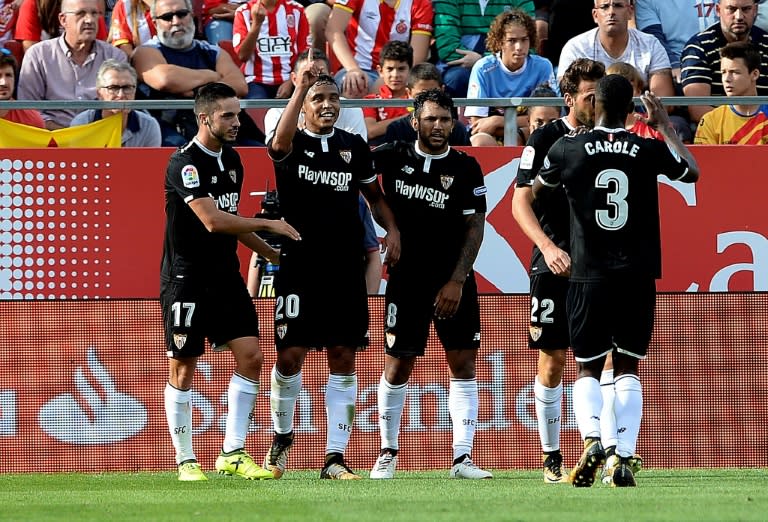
left=557, top=27, right=671, bottom=84
left=263, top=104, right=368, bottom=143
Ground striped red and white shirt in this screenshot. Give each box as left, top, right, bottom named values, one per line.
left=232, top=0, right=310, bottom=86
left=333, top=0, right=433, bottom=71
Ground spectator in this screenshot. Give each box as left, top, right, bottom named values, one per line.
left=681, top=0, right=768, bottom=123
left=17, top=0, right=127, bottom=129
left=524, top=83, right=560, bottom=140
left=132, top=0, right=258, bottom=146
left=464, top=9, right=556, bottom=146
left=534, top=0, right=595, bottom=71
left=0, top=0, right=20, bottom=47
left=0, top=48, right=45, bottom=127
left=694, top=42, right=768, bottom=144
left=70, top=59, right=161, bottom=145
left=432, top=0, right=535, bottom=98
left=15, top=0, right=109, bottom=53
left=363, top=40, right=412, bottom=145
left=108, top=0, right=155, bottom=57
left=262, top=47, right=367, bottom=141
left=326, top=0, right=433, bottom=98
left=635, top=0, right=719, bottom=83
left=384, top=62, right=471, bottom=145
left=232, top=0, right=311, bottom=99
left=201, top=0, right=240, bottom=44
left=606, top=61, right=664, bottom=139
left=557, top=1, right=674, bottom=100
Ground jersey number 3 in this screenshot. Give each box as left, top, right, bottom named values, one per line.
left=595, top=169, right=628, bottom=230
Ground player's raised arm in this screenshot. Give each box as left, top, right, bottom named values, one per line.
left=639, top=91, right=700, bottom=183
left=269, top=48, right=320, bottom=157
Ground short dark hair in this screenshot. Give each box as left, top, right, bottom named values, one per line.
left=486, top=9, right=537, bottom=55
left=310, top=73, right=338, bottom=90
left=720, top=41, right=761, bottom=72
left=413, top=88, right=454, bottom=120
left=294, top=47, right=329, bottom=73
left=595, top=74, right=634, bottom=117
left=407, top=62, right=442, bottom=88
left=379, top=40, right=413, bottom=68
left=194, top=82, right=237, bottom=116
left=559, top=58, right=606, bottom=96
left=0, top=48, right=17, bottom=72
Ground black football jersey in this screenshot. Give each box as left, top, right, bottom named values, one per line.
left=161, top=139, right=244, bottom=282
left=516, top=117, right=574, bottom=275
left=373, top=141, right=487, bottom=279
left=538, top=127, right=690, bottom=281
left=271, top=128, right=374, bottom=259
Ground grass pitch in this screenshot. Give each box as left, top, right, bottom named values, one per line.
left=1, top=469, right=766, bottom=522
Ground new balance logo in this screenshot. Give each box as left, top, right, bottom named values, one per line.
left=401, top=165, right=414, bottom=174
left=304, top=150, right=315, bottom=158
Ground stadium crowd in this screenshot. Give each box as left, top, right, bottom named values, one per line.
left=0, top=0, right=766, bottom=145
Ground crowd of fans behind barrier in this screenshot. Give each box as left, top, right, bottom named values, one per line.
left=1, top=0, right=767, bottom=146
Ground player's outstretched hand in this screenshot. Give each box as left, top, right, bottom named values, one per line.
left=381, top=228, right=400, bottom=267
left=267, top=218, right=302, bottom=241
left=639, top=91, right=671, bottom=129
left=434, top=281, right=462, bottom=320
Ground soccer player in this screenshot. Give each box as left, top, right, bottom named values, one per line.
left=160, top=82, right=301, bottom=482
left=369, top=88, right=491, bottom=480
left=512, top=58, right=605, bottom=483
left=533, top=75, right=700, bottom=487
left=265, top=52, right=401, bottom=480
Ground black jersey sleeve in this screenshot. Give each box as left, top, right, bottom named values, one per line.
left=654, top=139, right=691, bottom=181
left=516, top=128, right=549, bottom=187
left=459, top=153, right=488, bottom=215
left=536, top=136, right=567, bottom=188
left=166, top=150, right=210, bottom=203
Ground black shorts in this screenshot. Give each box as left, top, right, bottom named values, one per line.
left=567, top=275, right=656, bottom=362
left=273, top=256, right=368, bottom=350
left=528, top=272, right=569, bottom=350
left=384, top=270, right=481, bottom=358
left=160, top=273, right=259, bottom=359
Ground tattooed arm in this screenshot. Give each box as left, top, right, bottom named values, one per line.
left=434, top=212, right=485, bottom=319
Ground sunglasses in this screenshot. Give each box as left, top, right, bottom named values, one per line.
left=155, top=9, right=191, bottom=22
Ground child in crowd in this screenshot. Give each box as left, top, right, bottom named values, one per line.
left=363, top=40, right=412, bottom=146
left=606, top=62, right=663, bottom=140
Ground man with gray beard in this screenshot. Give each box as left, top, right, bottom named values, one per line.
left=132, top=0, right=257, bottom=146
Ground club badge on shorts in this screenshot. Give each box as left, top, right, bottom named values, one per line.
left=529, top=326, right=542, bottom=342
left=385, top=332, right=396, bottom=348
left=173, top=333, right=188, bottom=349
left=276, top=323, right=287, bottom=340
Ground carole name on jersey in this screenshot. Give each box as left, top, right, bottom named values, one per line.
left=584, top=139, right=640, bottom=157
left=297, top=165, right=353, bottom=190
left=394, top=179, right=450, bottom=209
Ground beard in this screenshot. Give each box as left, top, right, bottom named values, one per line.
left=158, top=25, right=195, bottom=49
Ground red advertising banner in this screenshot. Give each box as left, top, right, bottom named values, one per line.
left=1, top=294, right=766, bottom=472
left=0, top=147, right=766, bottom=298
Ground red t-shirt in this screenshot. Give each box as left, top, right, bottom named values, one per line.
left=363, top=84, right=410, bottom=122
left=2, top=108, right=46, bottom=128
left=15, top=0, right=108, bottom=42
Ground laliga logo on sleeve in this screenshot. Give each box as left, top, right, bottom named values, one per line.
left=181, top=164, right=200, bottom=188
left=38, top=347, right=148, bottom=444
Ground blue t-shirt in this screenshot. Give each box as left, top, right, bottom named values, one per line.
left=464, top=53, right=557, bottom=118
